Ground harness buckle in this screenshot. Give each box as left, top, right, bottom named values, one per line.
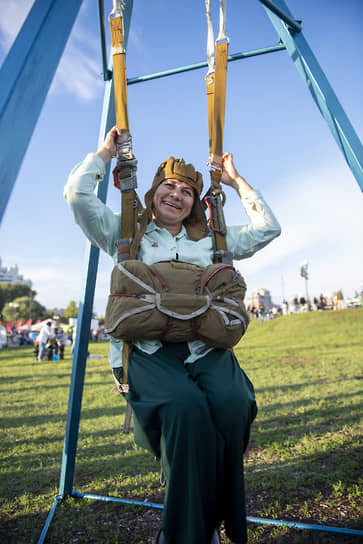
left=116, top=237, right=133, bottom=262
left=116, top=130, right=133, bottom=162
left=207, top=153, right=223, bottom=173
left=214, top=250, right=233, bottom=265
left=207, top=193, right=227, bottom=236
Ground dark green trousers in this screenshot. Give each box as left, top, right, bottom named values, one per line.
left=128, top=342, right=257, bottom=544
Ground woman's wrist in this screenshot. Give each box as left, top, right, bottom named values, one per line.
left=233, top=175, right=254, bottom=197
left=95, top=147, right=113, bottom=164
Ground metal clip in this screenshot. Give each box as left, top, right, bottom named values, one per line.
left=207, top=153, right=223, bottom=173
left=116, top=157, right=138, bottom=191
left=116, top=237, right=133, bottom=262
left=214, top=250, right=233, bottom=265
left=116, top=131, right=133, bottom=161
left=209, top=193, right=227, bottom=236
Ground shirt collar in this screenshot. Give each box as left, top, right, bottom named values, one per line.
left=146, top=221, right=187, bottom=240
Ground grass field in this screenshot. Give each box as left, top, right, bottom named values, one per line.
left=0, top=308, right=362, bottom=543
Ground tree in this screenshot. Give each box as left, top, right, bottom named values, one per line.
left=63, top=300, right=79, bottom=320
left=2, top=296, right=48, bottom=323
left=0, top=283, right=36, bottom=316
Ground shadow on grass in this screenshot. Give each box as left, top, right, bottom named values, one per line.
left=255, top=395, right=362, bottom=432
left=0, top=379, right=113, bottom=392
left=0, top=372, right=72, bottom=385
left=1, top=493, right=359, bottom=544
left=0, top=403, right=126, bottom=429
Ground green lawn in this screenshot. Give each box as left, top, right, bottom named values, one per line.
left=0, top=308, right=362, bottom=543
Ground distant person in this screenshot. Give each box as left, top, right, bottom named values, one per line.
left=70, top=324, right=77, bottom=355
left=56, top=327, right=68, bottom=359
left=291, top=297, right=300, bottom=313
left=37, top=321, right=53, bottom=362
left=64, top=126, right=281, bottom=544
left=46, top=339, right=55, bottom=361
left=336, top=290, right=344, bottom=310
left=318, top=294, right=327, bottom=310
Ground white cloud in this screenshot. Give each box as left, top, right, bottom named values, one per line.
left=0, top=0, right=33, bottom=50
left=0, top=0, right=103, bottom=102
left=50, top=46, right=103, bottom=101
left=24, top=253, right=114, bottom=316
left=234, top=162, right=363, bottom=303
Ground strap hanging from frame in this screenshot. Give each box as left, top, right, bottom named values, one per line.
left=109, top=0, right=142, bottom=263
left=204, top=0, right=232, bottom=264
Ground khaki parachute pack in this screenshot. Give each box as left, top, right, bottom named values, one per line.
left=104, top=259, right=249, bottom=349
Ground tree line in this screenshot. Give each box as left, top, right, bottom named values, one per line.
left=0, top=283, right=80, bottom=324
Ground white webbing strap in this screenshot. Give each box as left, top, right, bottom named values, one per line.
left=217, top=0, right=228, bottom=42
left=111, top=0, right=125, bottom=14
left=105, top=303, right=157, bottom=334
left=117, top=262, right=156, bottom=294
left=210, top=303, right=248, bottom=330
left=205, top=0, right=228, bottom=75
left=205, top=0, right=215, bottom=75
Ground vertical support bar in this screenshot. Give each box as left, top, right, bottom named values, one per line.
left=97, top=0, right=112, bottom=81
left=0, top=0, right=83, bottom=226
left=261, top=0, right=363, bottom=191
left=58, top=0, right=133, bottom=499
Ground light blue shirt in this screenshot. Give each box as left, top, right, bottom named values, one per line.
left=65, top=153, right=281, bottom=367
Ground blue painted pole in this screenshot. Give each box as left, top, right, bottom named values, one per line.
left=97, top=0, right=112, bottom=81
left=37, top=495, right=62, bottom=544
left=71, top=490, right=363, bottom=537
left=0, top=0, right=83, bottom=226
left=262, top=0, right=363, bottom=191
left=58, top=0, right=133, bottom=499
left=127, top=43, right=286, bottom=86
left=258, top=0, right=301, bottom=32
left=247, top=515, right=363, bottom=536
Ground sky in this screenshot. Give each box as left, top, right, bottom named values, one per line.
left=0, top=0, right=362, bottom=317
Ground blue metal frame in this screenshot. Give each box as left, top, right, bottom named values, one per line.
left=260, top=0, right=363, bottom=190
left=0, top=0, right=83, bottom=226
left=1, top=0, right=361, bottom=541
left=58, top=0, right=134, bottom=500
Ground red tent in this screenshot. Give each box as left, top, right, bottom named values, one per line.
left=6, top=321, right=13, bottom=333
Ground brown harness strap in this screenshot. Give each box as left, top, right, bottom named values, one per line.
left=109, top=7, right=142, bottom=264
left=205, top=39, right=231, bottom=263
left=109, top=5, right=143, bottom=384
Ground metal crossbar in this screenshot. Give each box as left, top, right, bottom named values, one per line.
left=37, top=491, right=363, bottom=544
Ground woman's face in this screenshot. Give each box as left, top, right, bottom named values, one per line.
left=152, top=179, right=194, bottom=232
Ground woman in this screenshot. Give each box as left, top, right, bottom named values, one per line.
left=64, top=126, right=281, bottom=544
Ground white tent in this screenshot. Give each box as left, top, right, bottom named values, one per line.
left=31, top=319, right=68, bottom=332
left=31, top=319, right=56, bottom=332
left=0, top=326, right=6, bottom=348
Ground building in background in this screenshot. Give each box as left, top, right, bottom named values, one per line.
left=0, top=257, right=32, bottom=287
left=247, top=288, right=275, bottom=309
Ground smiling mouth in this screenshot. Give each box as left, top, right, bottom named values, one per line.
left=162, top=200, right=181, bottom=210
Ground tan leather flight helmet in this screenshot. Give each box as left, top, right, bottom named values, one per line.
left=130, top=157, right=208, bottom=257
